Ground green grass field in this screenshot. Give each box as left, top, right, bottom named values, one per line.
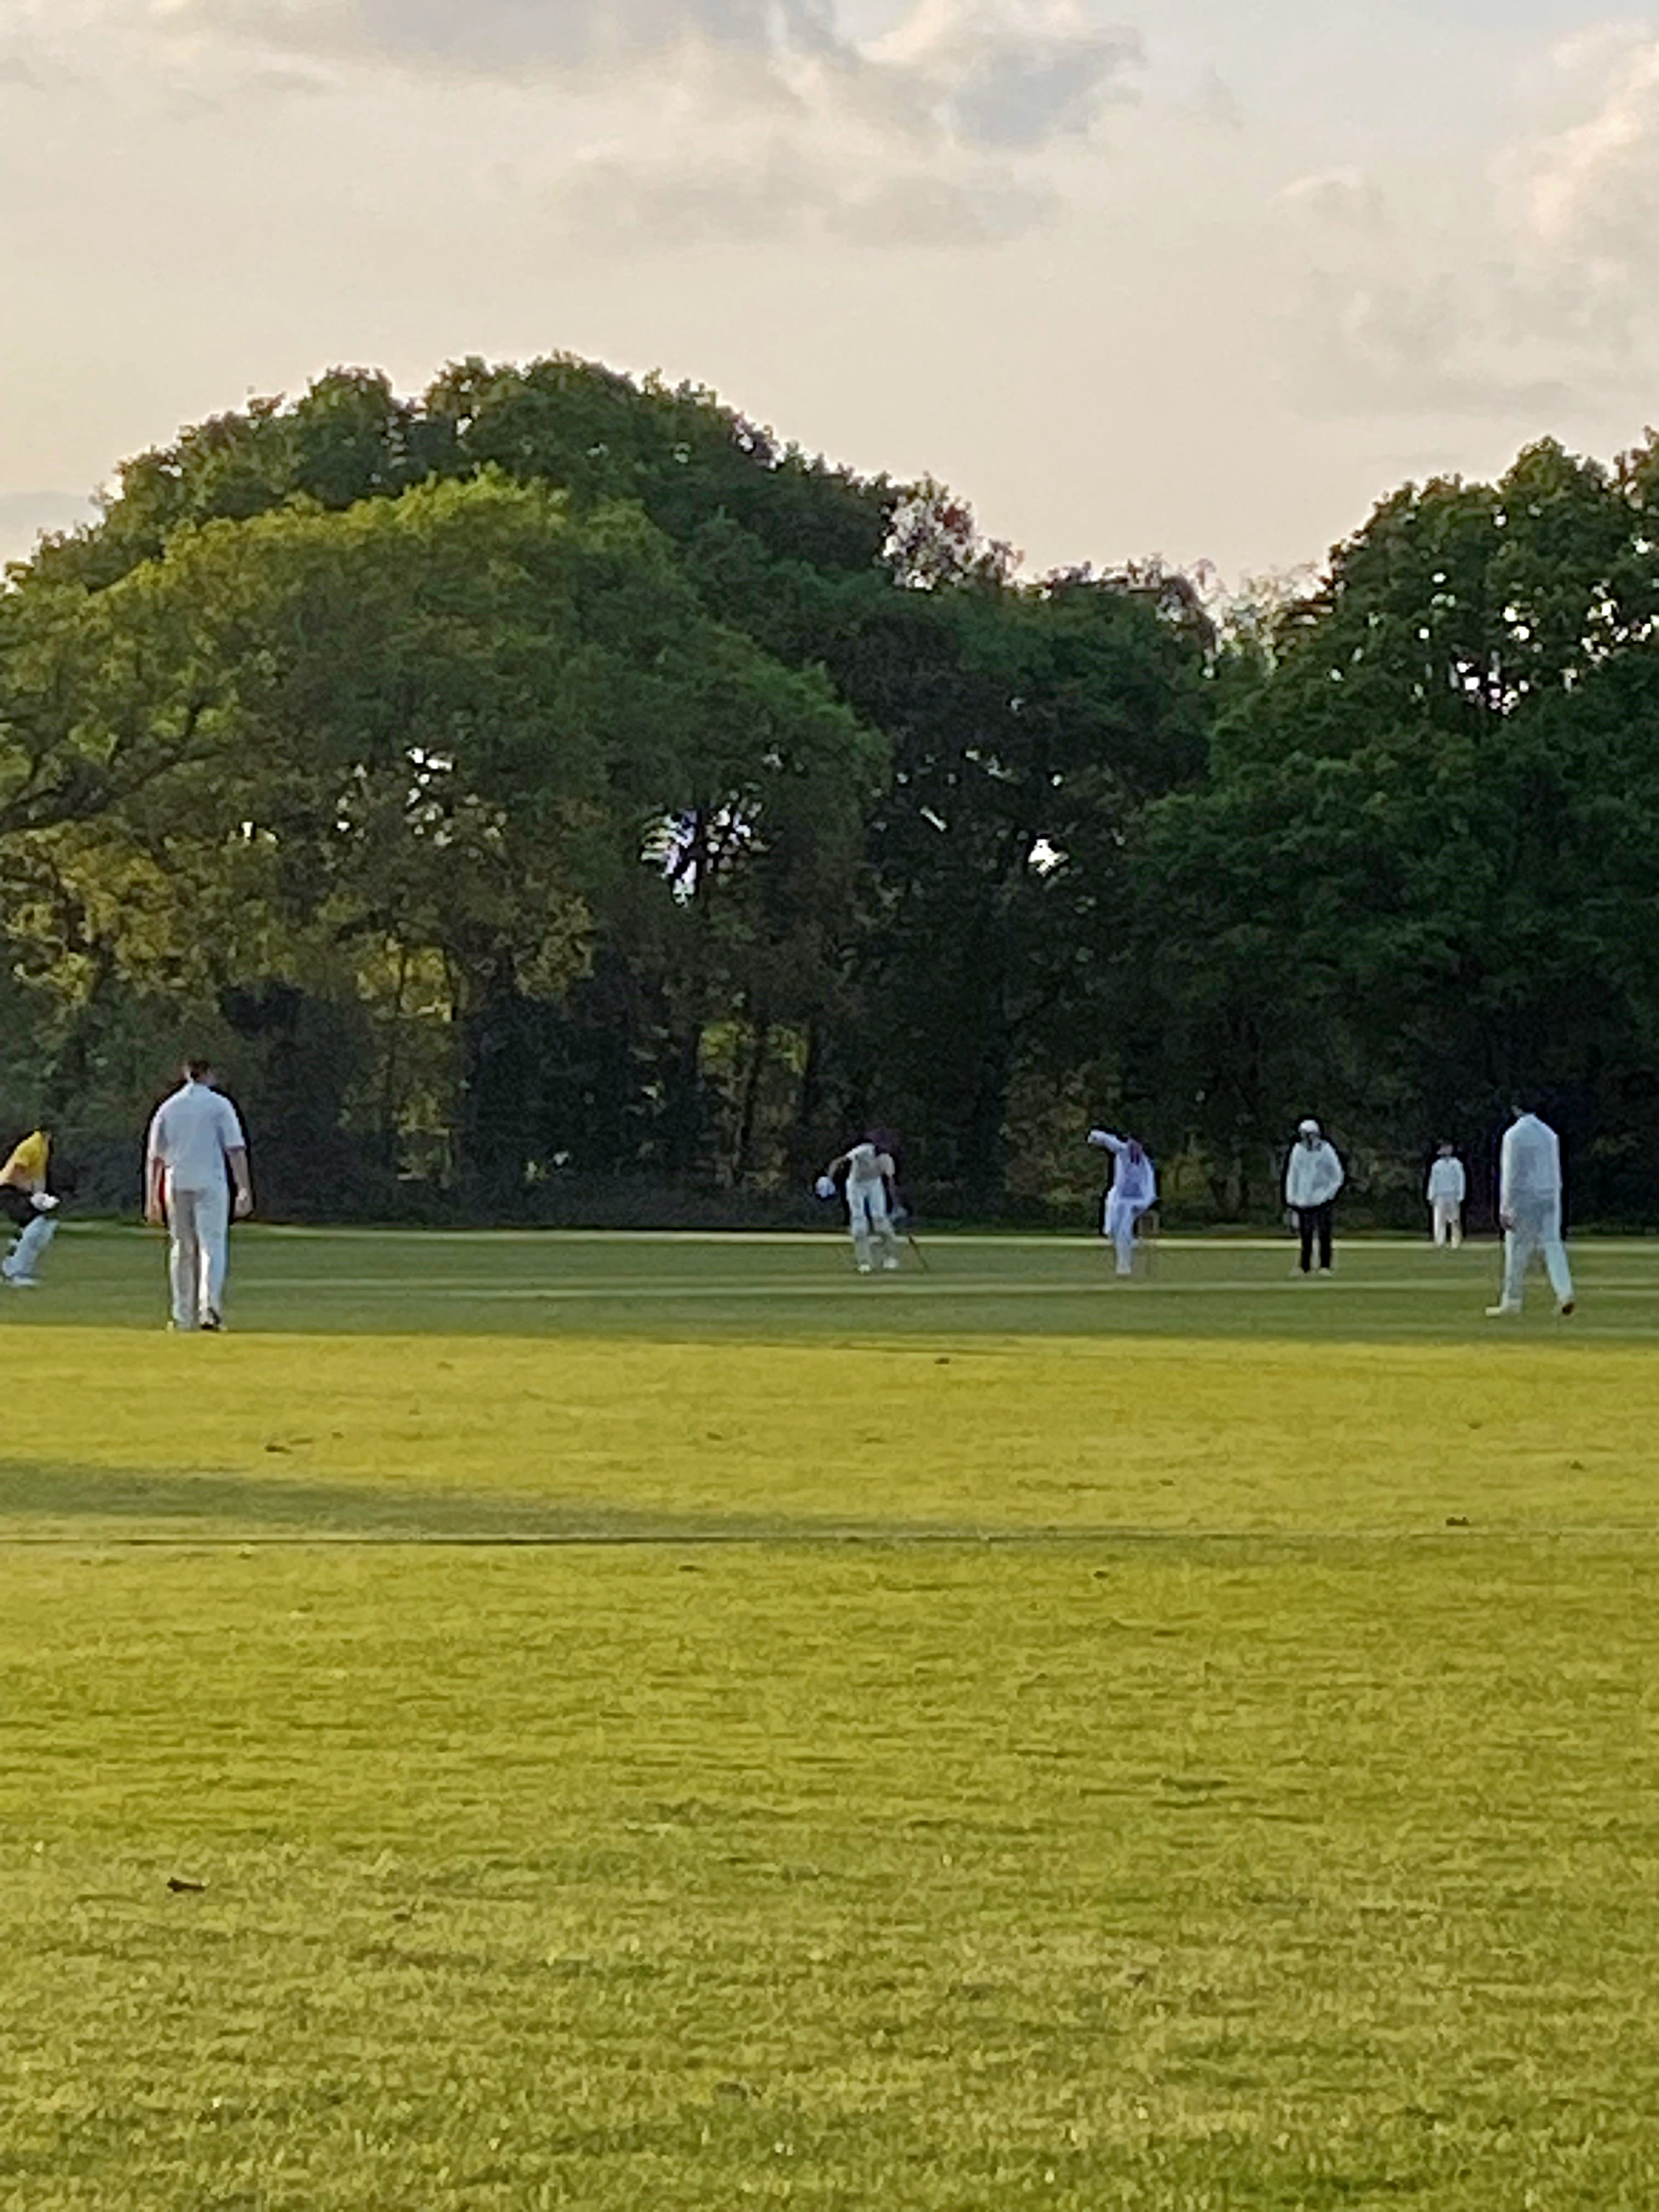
left=5, top=1227, right=1659, bottom=2208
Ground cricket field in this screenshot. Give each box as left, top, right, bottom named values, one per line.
left=4, top=1226, right=1659, bottom=2209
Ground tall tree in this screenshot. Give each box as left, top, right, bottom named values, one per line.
left=1135, top=438, right=1659, bottom=1213
left=822, top=561, right=1211, bottom=1205
left=6, top=468, right=878, bottom=1205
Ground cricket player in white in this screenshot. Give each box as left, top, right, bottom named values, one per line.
left=145, top=1059, right=253, bottom=1331
left=824, top=1139, right=901, bottom=1273
left=1427, top=1144, right=1467, bottom=1248
left=1086, top=1129, right=1157, bottom=1275
left=1487, top=1105, right=1574, bottom=1318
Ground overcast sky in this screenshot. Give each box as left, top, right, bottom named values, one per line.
left=4, top=0, right=1658, bottom=580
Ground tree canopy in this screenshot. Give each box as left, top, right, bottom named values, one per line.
left=5, top=362, right=1657, bottom=1224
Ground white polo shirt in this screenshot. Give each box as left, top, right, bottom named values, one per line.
left=146, top=1082, right=247, bottom=1193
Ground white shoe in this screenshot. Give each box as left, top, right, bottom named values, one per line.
left=1485, top=1302, right=1521, bottom=1317
left=881, top=1257, right=900, bottom=1272
left=5, top=1276, right=38, bottom=1289
left=856, top=1262, right=872, bottom=1274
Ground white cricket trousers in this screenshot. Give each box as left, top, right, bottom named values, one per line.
left=847, top=1182, right=898, bottom=1269
left=1432, top=1200, right=1463, bottom=1249
left=1104, top=1194, right=1151, bottom=1275
left=166, top=1178, right=230, bottom=1329
left=1500, top=1197, right=1572, bottom=1310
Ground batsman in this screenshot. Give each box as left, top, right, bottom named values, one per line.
left=1, top=1129, right=63, bottom=1288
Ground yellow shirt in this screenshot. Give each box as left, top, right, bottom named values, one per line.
left=0, top=1130, right=49, bottom=1188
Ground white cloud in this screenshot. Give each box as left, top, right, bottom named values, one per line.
left=536, top=4, right=1104, bottom=253
left=867, top=0, right=1138, bottom=150
left=1277, top=168, right=1385, bottom=236
left=3, top=0, right=1141, bottom=251
left=1188, top=64, right=1240, bottom=133
left=1278, top=30, right=1659, bottom=422
left=120, top=0, right=1139, bottom=150
left=150, top=0, right=823, bottom=76
left=1288, top=263, right=1575, bottom=420
left=1517, top=31, right=1659, bottom=266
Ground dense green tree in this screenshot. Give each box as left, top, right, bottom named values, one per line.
left=12, top=359, right=1659, bottom=1226
left=5, top=464, right=877, bottom=1206
left=1136, top=438, right=1659, bottom=1216
left=818, top=562, right=1211, bottom=1206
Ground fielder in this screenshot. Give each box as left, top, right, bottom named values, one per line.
left=145, top=1059, right=254, bottom=1331
left=820, top=1137, right=901, bottom=1273
left=1086, top=1128, right=1157, bottom=1275
left=1427, top=1143, right=1467, bottom=1248
left=1487, top=1103, right=1574, bottom=1318
left=0, top=1130, right=61, bottom=1288
left=1285, top=1117, right=1345, bottom=1274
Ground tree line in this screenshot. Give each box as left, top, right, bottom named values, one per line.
left=3, top=358, right=1657, bottom=1225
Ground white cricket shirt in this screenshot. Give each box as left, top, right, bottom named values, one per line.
left=1091, top=1133, right=1157, bottom=1204
left=1427, top=1156, right=1467, bottom=1204
left=1500, top=1114, right=1561, bottom=1206
left=844, top=1142, right=894, bottom=1187
left=147, top=1082, right=247, bottom=1192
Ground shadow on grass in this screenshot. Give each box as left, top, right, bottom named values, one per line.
left=0, top=1461, right=819, bottom=1543
left=1, top=1460, right=1209, bottom=1547
left=2, top=1462, right=1611, bottom=1551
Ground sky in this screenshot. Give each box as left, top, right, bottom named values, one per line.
left=3, top=0, right=1658, bottom=582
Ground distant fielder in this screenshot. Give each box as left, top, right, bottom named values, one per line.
left=0, top=1130, right=61, bottom=1288
left=1427, top=1143, right=1467, bottom=1248
left=1086, top=1128, right=1157, bottom=1276
left=145, top=1058, right=254, bottom=1331
left=1487, top=1102, right=1574, bottom=1318
left=819, top=1136, right=902, bottom=1273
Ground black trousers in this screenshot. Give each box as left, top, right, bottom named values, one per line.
left=1297, top=1203, right=1334, bottom=1272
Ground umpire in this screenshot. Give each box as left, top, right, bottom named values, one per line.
left=1284, top=1116, right=1345, bottom=1275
